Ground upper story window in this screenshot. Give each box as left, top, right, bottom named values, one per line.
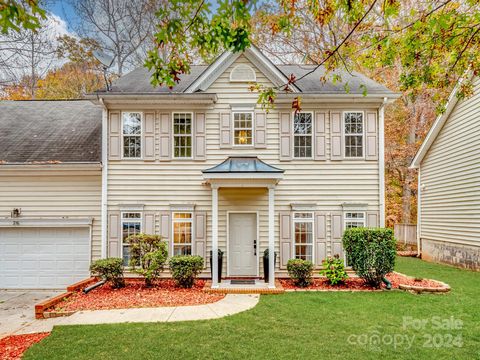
left=122, top=112, right=142, bottom=158
left=344, top=112, right=364, bottom=158
left=173, top=212, right=193, bottom=255
left=230, top=64, right=256, bottom=82
left=173, top=113, right=192, bottom=158
left=293, top=112, right=313, bottom=158
left=344, top=212, right=366, bottom=229
left=293, top=212, right=314, bottom=261
left=121, top=212, right=142, bottom=266
left=233, top=112, right=253, bottom=146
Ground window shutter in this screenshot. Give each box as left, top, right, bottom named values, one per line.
left=314, top=111, right=327, bottom=160
left=254, top=111, right=267, bottom=148
left=365, top=111, right=378, bottom=160
left=219, top=112, right=231, bottom=148
left=315, top=213, right=327, bottom=266
left=159, top=212, right=171, bottom=254
left=108, top=111, right=121, bottom=160
left=279, top=211, right=292, bottom=269
left=194, top=212, right=207, bottom=266
left=159, top=113, right=171, bottom=161
left=330, top=212, right=344, bottom=259
left=108, top=212, right=121, bottom=257
left=144, top=112, right=156, bottom=161
left=367, top=211, right=379, bottom=228
left=144, top=212, right=156, bottom=235
left=194, top=113, right=206, bottom=160
left=279, top=112, right=292, bottom=161
left=330, top=111, right=343, bottom=160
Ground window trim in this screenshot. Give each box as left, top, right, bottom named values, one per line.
left=121, top=111, right=143, bottom=160
left=343, top=211, right=366, bottom=229
left=121, top=211, right=143, bottom=266
left=292, top=211, right=315, bottom=262
left=172, top=111, right=194, bottom=160
left=343, top=110, right=365, bottom=159
left=292, top=111, right=314, bottom=159
left=172, top=211, right=194, bottom=256
left=229, top=64, right=257, bottom=82
left=232, top=111, right=255, bottom=147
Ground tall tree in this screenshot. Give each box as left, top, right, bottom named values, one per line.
left=0, top=0, right=45, bottom=34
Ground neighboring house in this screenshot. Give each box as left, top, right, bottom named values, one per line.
left=411, top=75, right=480, bottom=270
left=0, top=47, right=398, bottom=289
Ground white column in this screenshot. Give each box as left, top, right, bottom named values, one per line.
left=379, top=98, right=387, bottom=227
left=211, top=185, right=219, bottom=288
left=100, top=99, right=108, bottom=258
left=268, top=186, right=275, bottom=288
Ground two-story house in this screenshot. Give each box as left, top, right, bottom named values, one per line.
left=0, top=47, right=398, bottom=289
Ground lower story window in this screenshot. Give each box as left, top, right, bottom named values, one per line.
left=293, top=212, right=314, bottom=261
left=121, top=212, right=142, bottom=266
left=344, top=212, right=366, bottom=229
left=173, top=212, right=193, bottom=255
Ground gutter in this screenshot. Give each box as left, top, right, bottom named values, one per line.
left=99, top=97, right=108, bottom=259
left=417, top=167, right=421, bottom=256
left=0, top=163, right=101, bottom=170
left=379, top=97, right=387, bottom=227
left=86, top=93, right=218, bottom=104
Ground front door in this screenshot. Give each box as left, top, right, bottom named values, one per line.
left=228, top=213, right=257, bottom=276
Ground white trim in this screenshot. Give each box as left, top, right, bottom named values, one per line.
left=226, top=211, right=260, bottom=277
left=341, top=202, right=368, bottom=211
left=292, top=211, right=315, bottom=262
left=121, top=111, right=143, bottom=160
left=0, top=218, right=94, bottom=227
left=290, top=203, right=318, bottom=211
left=119, top=204, right=145, bottom=212
left=120, top=211, right=143, bottom=265
left=203, top=173, right=283, bottom=180
left=232, top=111, right=255, bottom=147
left=172, top=111, right=194, bottom=159
left=292, top=111, right=314, bottom=159
left=169, top=203, right=196, bottom=212
left=229, top=63, right=256, bottom=82
left=171, top=211, right=194, bottom=256
left=211, top=186, right=219, bottom=288
left=100, top=98, right=108, bottom=258
left=268, top=187, right=275, bottom=288
left=379, top=99, right=386, bottom=227
left=342, top=110, right=365, bottom=159
left=417, top=167, right=422, bottom=256
left=230, top=104, right=255, bottom=111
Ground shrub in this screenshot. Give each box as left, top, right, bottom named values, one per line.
left=342, top=227, right=397, bottom=288
left=127, top=233, right=168, bottom=287
left=90, top=258, right=125, bottom=288
left=320, top=255, right=348, bottom=285
left=169, top=255, right=204, bottom=288
left=287, top=259, right=314, bottom=287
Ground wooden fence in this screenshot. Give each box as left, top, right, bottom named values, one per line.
left=394, top=224, right=417, bottom=245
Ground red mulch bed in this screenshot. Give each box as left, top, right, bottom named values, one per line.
left=0, top=332, right=50, bottom=360
left=47, top=279, right=224, bottom=312
left=280, top=272, right=445, bottom=291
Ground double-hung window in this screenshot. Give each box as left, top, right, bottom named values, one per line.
left=293, top=212, right=314, bottom=261
left=344, top=212, right=366, bottom=229
left=121, top=212, right=142, bottom=266
left=122, top=112, right=142, bottom=158
left=173, top=113, right=192, bottom=158
left=344, top=112, right=364, bottom=158
left=233, top=112, right=253, bottom=146
left=173, top=212, right=193, bottom=255
left=293, top=112, right=313, bottom=158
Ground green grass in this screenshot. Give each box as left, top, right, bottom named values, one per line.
left=25, top=258, right=480, bottom=359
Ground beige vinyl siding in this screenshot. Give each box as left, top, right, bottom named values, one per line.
left=420, top=77, right=480, bottom=247
left=0, top=169, right=102, bottom=260
left=108, top=55, right=380, bottom=272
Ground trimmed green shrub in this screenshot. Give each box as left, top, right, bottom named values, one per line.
left=287, top=259, right=314, bottom=287
left=342, top=227, right=397, bottom=288
left=320, top=255, right=348, bottom=285
left=127, top=233, right=168, bottom=287
left=90, top=258, right=125, bottom=288
left=169, top=255, right=204, bottom=288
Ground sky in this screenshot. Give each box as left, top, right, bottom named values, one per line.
left=48, top=1, right=80, bottom=32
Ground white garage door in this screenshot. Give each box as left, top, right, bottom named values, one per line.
left=0, top=227, right=90, bottom=289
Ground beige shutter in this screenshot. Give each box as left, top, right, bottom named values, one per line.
left=108, top=111, right=121, bottom=160
left=330, top=111, right=343, bottom=160
left=314, top=111, right=327, bottom=160
left=144, top=212, right=156, bottom=235
left=315, top=213, right=327, bottom=266
left=330, top=212, right=344, bottom=259
left=279, top=211, right=292, bottom=269
left=159, top=212, right=171, bottom=255
left=279, top=112, right=292, bottom=161
left=143, top=112, right=156, bottom=161
left=194, top=113, right=206, bottom=160
left=108, top=212, right=121, bottom=257
left=365, top=111, right=378, bottom=160
left=219, top=112, right=231, bottom=148
left=254, top=111, right=267, bottom=148
left=194, top=212, right=207, bottom=266
left=159, top=113, right=171, bottom=160
left=367, top=211, right=379, bottom=228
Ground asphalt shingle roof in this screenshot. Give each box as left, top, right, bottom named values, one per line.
left=0, top=100, right=102, bottom=164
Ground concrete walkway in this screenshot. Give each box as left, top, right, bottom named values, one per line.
left=13, top=294, right=259, bottom=335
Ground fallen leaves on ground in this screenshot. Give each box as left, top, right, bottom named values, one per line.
left=0, top=332, right=50, bottom=360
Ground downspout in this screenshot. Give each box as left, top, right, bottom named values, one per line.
left=100, top=98, right=108, bottom=259
left=379, top=97, right=387, bottom=227
left=417, top=167, right=421, bottom=257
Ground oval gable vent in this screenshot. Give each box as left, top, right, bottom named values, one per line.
left=230, top=64, right=256, bottom=82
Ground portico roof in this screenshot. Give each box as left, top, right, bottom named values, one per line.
left=203, top=156, right=283, bottom=177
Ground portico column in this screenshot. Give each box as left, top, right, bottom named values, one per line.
left=268, top=185, right=275, bottom=288
left=211, top=184, right=219, bottom=288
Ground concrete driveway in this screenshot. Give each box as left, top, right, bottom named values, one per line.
left=0, top=290, right=62, bottom=338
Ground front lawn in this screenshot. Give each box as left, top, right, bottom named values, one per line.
left=25, top=257, right=480, bottom=359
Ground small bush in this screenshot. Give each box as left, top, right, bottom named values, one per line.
left=169, top=255, right=204, bottom=288
left=342, top=227, right=397, bottom=288
left=320, top=255, right=348, bottom=285
left=287, top=259, right=314, bottom=287
left=90, top=258, right=125, bottom=288
left=127, top=233, right=168, bottom=287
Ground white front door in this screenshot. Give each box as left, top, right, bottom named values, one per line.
left=228, top=213, right=257, bottom=276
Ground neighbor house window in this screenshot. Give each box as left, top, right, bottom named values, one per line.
left=344, top=112, right=364, bottom=158
left=233, top=112, right=253, bottom=145
left=293, top=212, right=314, bottom=261
left=121, top=212, right=142, bottom=266
left=173, top=113, right=192, bottom=158
left=293, top=112, right=313, bottom=158
left=122, top=112, right=142, bottom=158
left=173, top=212, right=193, bottom=255
left=344, top=212, right=366, bottom=229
